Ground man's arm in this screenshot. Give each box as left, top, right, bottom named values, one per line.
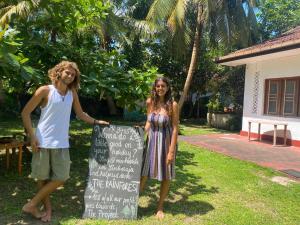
left=72, top=89, right=109, bottom=125
left=21, top=86, right=49, bottom=152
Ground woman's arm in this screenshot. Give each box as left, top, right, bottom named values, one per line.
left=144, top=98, right=152, bottom=134
left=72, top=89, right=109, bottom=125
left=167, top=101, right=179, bottom=165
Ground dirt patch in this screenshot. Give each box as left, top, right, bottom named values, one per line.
left=271, top=176, right=296, bottom=186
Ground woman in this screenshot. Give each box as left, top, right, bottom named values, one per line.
left=140, top=77, right=179, bottom=219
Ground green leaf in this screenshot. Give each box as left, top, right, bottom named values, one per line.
left=19, top=57, right=29, bottom=64
left=20, top=66, right=33, bottom=81
left=5, top=53, right=20, bottom=69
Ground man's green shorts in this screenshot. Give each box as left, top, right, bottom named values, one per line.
left=31, top=148, right=71, bottom=181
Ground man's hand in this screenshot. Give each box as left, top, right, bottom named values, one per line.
left=95, top=120, right=109, bottom=125
left=30, top=135, right=40, bottom=153
left=166, top=151, right=175, bottom=165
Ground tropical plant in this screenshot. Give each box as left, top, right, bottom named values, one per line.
left=142, top=0, right=260, bottom=115
left=257, top=0, right=300, bottom=40
left=207, top=66, right=245, bottom=114
left=0, top=0, right=160, bottom=114
left=0, top=26, right=40, bottom=93
left=80, top=49, right=158, bottom=111
left=0, top=0, right=41, bottom=28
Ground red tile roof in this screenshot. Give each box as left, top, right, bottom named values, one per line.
left=216, top=26, right=300, bottom=63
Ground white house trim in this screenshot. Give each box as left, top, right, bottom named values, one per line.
left=217, top=26, right=300, bottom=147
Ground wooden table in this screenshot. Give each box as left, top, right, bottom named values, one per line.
left=248, top=120, right=288, bottom=146
left=0, top=140, right=25, bottom=175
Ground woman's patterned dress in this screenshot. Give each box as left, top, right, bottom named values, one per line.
left=141, top=112, right=176, bottom=181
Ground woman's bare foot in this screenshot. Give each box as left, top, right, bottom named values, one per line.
left=156, top=210, right=164, bottom=220
left=41, top=210, right=52, bottom=223
left=22, top=202, right=46, bottom=219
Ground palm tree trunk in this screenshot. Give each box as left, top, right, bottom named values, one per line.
left=51, top=29, right=57, bottom=43
left=100, top=34, right=118, bottom=116
left=178, top=3, right=205, bottom=115
left=106, top=95, right=118, bottom=116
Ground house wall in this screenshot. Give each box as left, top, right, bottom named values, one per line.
left=241, top=53, right=300, bottom=145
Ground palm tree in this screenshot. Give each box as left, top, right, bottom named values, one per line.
left=82, top=0, right=156, bottom=115
left=0, top=0, right=41, bottom=28
left=144, top=0, right=260, bottom=115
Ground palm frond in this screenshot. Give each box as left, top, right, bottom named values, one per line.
left=146, top=0, right=176, bottom=23
left=208, top=0, right=231, bottom=45
left=245, top=1, right=260, bottom=44
left=146, top=0, right=193, bottom=56
left=233, top=4, right=250, bottom=47
left=167, top=0, right=186, bottom=33
left=93, top=23, right=106, bottom=43
left=208, top=0, right=260, bottom=49
left=0, top=0, right=40, bottom=27
left=124, top=17, right=162, bottom=38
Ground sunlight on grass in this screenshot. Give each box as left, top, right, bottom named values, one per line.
left=179, top=124, right=235, bottom=136
left=0, top=120, right=299, bottom=225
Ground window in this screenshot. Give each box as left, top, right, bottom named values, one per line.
left=267, top=80, right=280, bottom=114
left=264, top=77, right=300, bottom=117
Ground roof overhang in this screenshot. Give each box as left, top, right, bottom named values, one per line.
left=216, top=39, right=300, bottom=67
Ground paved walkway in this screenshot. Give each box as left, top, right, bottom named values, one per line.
left=179, top=133, right=300, bottom=179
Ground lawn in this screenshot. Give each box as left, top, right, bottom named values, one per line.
left=0, top=119, right=299, bottom=225
left=179, top=123, right=232, bottom=136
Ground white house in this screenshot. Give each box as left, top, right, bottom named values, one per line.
left=216, top=26, right=300, bottom=147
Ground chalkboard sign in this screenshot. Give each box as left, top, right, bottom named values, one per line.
left=83, top=124, right=144, bottom=220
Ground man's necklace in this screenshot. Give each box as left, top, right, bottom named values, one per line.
left=54, top=85, right=67, bottom=102
left=57, top=90, right=66, bottom=102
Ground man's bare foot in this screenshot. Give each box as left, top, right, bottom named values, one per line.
left=41, top=210, right=52, bottom=223
left=22, top=202, right=46, bottom=219
left=156, top=210, right=164, bottom=220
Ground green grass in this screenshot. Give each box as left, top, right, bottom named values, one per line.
left=179, top=123, right=235, bottom=136
left=0, top=119, right=299, bottom=225
left=0, top=116, right=229, bottom=137
left=0, top=117, right=25, bottom=137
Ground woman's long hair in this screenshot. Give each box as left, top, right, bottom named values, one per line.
left=150, top=77, right=173, bottom=116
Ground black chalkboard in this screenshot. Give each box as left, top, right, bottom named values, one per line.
left=83, top=124, right=144, bottom=220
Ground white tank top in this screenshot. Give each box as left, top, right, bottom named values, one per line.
left=36, top=85, right=73, bottom=148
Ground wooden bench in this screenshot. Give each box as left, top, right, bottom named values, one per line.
left=248, top=120, right=288, bottom=146
left=0, top=133, right=30, bottom=175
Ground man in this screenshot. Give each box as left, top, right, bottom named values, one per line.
left=21, top=61, right=109, bottom=222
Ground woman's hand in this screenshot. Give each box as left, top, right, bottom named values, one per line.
left=95, top=120, right=109, bottom=125
left=166, top=151, right=175, bottom=165
left=30, top=135, right=40, bottom=153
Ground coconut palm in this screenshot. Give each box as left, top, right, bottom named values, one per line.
left=144, top=0, right=260, bottom=114
left=0, top=0, right=41, bottom=28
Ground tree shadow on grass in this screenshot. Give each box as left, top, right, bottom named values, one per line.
left=138, top=150, right=218, bottom=218
left=1, top=129, right=218, bottom=224
left=0, top=132, right=91, bottom=225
